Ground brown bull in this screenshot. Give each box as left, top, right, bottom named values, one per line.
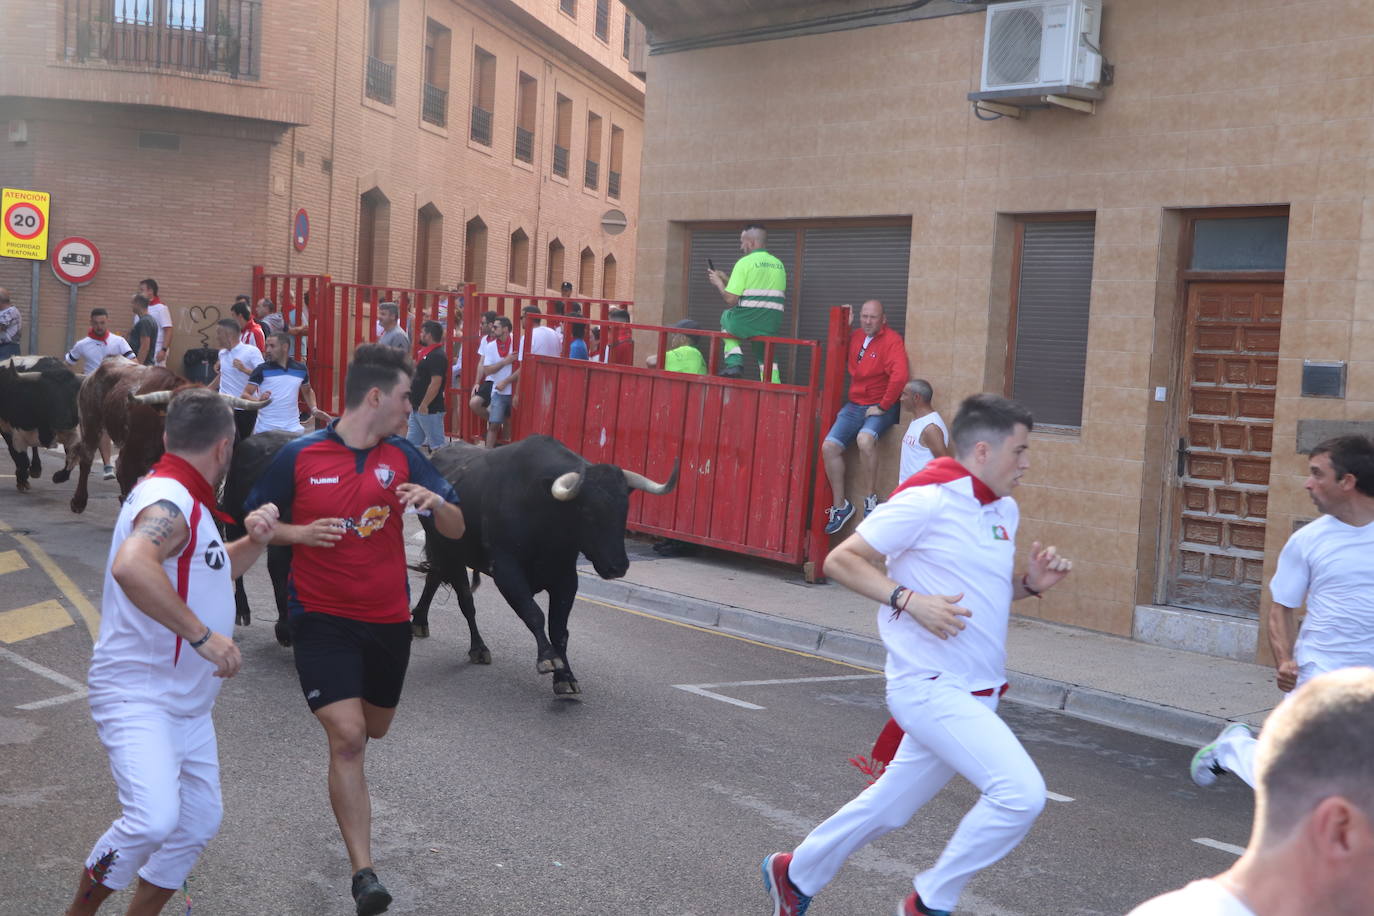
left=69, top=358, right=266, bottom=513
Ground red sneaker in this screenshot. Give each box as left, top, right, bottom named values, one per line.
left=761, top=852, right=812, bottom=915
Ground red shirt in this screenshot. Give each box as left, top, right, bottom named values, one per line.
left=240, top=318, right=265, bottom=351
left=846, top=325, right=910, bottom=411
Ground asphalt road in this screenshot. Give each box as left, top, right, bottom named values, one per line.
left=1, top=465, right=1255, bottom=915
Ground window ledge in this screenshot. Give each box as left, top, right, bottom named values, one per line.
left=419, top=119, right=448, bottom=139
left=362, top=94, right=397, bottom=118
left=512, top=156, right=535, bottom=173
left=467, top=138, right=494, bottom=157
left=1031, top=425, right=1082, bottom=440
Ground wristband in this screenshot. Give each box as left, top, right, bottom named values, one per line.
left=889, top=585, right=908, bottom=611
left=189, top=627, right=213, bottom=649
left=1021, top=574, right=1042, bottom=598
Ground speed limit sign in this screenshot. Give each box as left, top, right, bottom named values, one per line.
left=1, top=188, right=51, bottom=260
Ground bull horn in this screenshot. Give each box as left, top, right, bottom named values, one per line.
left=551, top=470, right=583, bottom=501
left=219, top=393, right=268, bottom=410
left=130, top=390, right=174, bottom=406
left=622, top=460, right=679, bottom=496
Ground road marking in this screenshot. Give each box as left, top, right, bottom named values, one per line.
left=0, top=599, right=74, bottom=644
left=1193, top=837, right=1245, bottom=856
left=1045, top=791, right=1074, bottom=803
left=673, top=674, right=884, bottom=710
left=0, top=644, right=87, bottom=710
left=674, top=685, right=765, bottom=710
left=0, top=519, right=100, bottom=640
left=0, top=549, right=29, bottom=576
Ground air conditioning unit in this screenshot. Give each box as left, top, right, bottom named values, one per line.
left=974, top=0, right=1102, bottom=100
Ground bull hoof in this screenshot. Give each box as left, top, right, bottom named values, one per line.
left=411, top=623, right=429, bottom=638
left=235, top=610, right=250, bottom=627
left=469, top=647, right=491, bottom=665
left=274, top=622, right=292, bottom=648
left=29, top=466, right=41, bottom=480
left=553, top=678, right=581, bottom=696
left=536, top=655, right=566, bottom=673
left=70, top=498, right=86, bottom=514
left=52, top=469, right=70, bottom=484
left=15, top=479, right=29, bottom=492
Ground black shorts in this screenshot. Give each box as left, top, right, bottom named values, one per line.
left=475, top=379, right=493, bottom=406
left=289, top=612, right=412, bottom=712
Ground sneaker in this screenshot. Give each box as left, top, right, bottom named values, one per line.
left=864, top=493, right=879, bottom=517
left=761, top=852, right=812, bottom=916
left=824, top=499, right=855, bottom=535
left=898, top=891, right=952, bottom=916
left=1190, top=722, right=1254, bottom=787
left=351, top=867, right=392, bottom=916
left=102, top=464, right=115, bottom=480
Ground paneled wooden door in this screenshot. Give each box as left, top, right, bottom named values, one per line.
left=1167, top=282, right=1282, bottom=616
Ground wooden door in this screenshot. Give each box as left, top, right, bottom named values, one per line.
left=1167, top=282, right=1282, bottom=616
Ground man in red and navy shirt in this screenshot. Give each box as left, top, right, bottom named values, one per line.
left=246, top=344, right=463, bottom=916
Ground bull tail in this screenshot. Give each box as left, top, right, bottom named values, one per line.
left=471, top=570, right=481, bottom=593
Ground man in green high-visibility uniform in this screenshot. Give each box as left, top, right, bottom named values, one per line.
left=707, top=223, right=786, bottom=379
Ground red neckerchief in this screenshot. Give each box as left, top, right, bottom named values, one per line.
left=494, top=335, right=512, bottom=358
left=416, top=342, right=441, bottom=362
left=149, top=296, right=163, bottom=306
left=147, top=452, right=233, bottom=524
left=87, top=328, right=109, bottom=341
left=890, top=456, right=998, bottom=505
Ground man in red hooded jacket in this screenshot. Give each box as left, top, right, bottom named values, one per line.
left=821, top=300, right=910, bottom=534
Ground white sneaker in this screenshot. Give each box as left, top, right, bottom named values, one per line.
left=1190, top=722, right=1253, bottom=787
left=102, top=464, right=115, bottom=481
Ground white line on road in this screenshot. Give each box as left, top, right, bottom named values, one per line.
left=0, top=644, right=88, bottom=710
left=672, top=674, right=884, bottom=710
left=1193, top=837, right=1246, bottom=856
left=1045, top=791, right=1075, bottom=803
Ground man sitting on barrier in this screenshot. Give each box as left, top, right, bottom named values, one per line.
left=820, top=300, right=911, bottom=535
left=706, top=223, right=787, bottom=380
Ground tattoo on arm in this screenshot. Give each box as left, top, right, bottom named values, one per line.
left=131, top=500, right=184, bottom=548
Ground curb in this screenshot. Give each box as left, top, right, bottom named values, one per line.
left=577, top=574, right=1228, bottom=748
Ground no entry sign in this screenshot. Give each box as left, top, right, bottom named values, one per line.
left=293, top=208, right=310, bottom=251
left=1, top=188, right=51, bottom=260
left=51, top=237, right=101, bottom=286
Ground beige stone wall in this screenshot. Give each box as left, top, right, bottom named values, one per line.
left=634, top=0, right=1374, bottom=650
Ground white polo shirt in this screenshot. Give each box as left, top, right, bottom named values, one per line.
left=1270, top=514, right=1374, bottom=679
left=246, top=357, right=310, bottom=433
left=478, top=335, right=516, bottom=387
left=147, top=300, right=173, bottom=355
left=856, top=476, right=1018, bottom=692
left=218, top=341, right=264, bottom=398
left=87, top=476, right=235, bottom=717
left=65, top=334, right=135, bottom=374
left=899, top=412, right=950, bottom=482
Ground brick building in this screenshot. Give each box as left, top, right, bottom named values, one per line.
left=0, top=0, right=645, bottom=362
left=625, top=0, right=1374, bottom=662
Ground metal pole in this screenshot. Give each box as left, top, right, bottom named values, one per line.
left=27, top=260, right=40, bottom=353
left=66, top=283, right=78, bottom=348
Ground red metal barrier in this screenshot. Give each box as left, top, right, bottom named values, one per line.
left=251, top=268, right=333, bottom=410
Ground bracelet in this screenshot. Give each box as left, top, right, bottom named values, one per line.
left=1021, top=574, right=1042, bottom=598
left=889, top=585, right=908, bottom=610
left=188, top=627, right=213, bottom=649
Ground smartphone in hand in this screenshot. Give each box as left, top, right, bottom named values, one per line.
left=708, top=258, right=716, bottom=272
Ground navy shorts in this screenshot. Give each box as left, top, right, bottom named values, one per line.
left=825, top=401, right=899, bottom=448
left=289, top=612, right=412, bottom=712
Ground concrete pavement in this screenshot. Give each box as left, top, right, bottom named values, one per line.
left=578, top=538, right=1284, bottom=748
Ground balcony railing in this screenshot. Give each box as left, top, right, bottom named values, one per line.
left=366, top=56, right=394, bottom=104
left=553, top=144, right=569, bottom=177
left=60, top=0, right=261, bottom=79
left=608, top=169, right=621, bottom=199
left=470, top=105, right=493, bottom=145
left=422, top=82, right=448, bottom=126
left=515, top=126, right=534, bottom=163
left=584, top=159, right=599, bottom=190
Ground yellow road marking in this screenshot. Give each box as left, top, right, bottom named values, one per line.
left=576, top=595, right=882, bottom=674
left=0, top=600, right=73, bottom=644
left=0, top=519, right=100, bottom=641
left=0, top=549, right=29, bottom=576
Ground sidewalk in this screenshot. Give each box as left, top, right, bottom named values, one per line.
left=578, top=538, right=1283, bottom=748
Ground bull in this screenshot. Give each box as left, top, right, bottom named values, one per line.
left=69, top=358, right=267, bottom=513
left=0, top=356, right=82, bottom=491
left=411, top=434, right=677, bottom=695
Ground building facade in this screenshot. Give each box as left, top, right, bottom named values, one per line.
left=626, top=0, right=1374, bottom=662
left=1, top=0, right=644, bottom=362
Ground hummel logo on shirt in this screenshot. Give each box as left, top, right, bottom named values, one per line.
left=309, top=476, right=340, bottom=485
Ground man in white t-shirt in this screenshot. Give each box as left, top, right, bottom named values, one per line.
left=139, top=278, right=174, bottom=367
left=63, top=389, right=278, bottom=916
left=210, top=319, right=264, bottom=441
left=1191, top=434, right=1374, bottom=789
left=241, top=332, right=328, bottom=435
left=898, top=378, right=950, bottom=483
left=65, top=308, right=136, bottom=480
left=1133, top=668, right=1374, bottom=916
left=762, top=394, right=1073, bottom=916
left=519, top=305, right=561, bottom=359
left=469, top=315, right=516, bottom=448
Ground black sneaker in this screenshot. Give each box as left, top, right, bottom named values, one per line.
left=351, top=868, right=392, bottom=916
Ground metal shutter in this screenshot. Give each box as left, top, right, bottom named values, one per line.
left=687, top=229, right=798, bottom=371
left=796, top=225, right=912, bottom=384
left=1010, top=220, right=1095, bottom=427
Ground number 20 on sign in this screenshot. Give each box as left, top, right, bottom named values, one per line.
left=1, top=188, right=51, bottom=261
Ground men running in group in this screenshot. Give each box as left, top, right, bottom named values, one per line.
left=763, top=393, right=1072, bottom=916
left=241, top=332, right=327, bottom=434
left=65, top=307, right=135, bottom=480
left=1191, top=434, right=1374, bottom=789
left=898, top=379, right=950, bottom=482
left=65, top=389, right=279, bottom=916
left=706, top=223, right=786, bottom=380
left=211, top=318, right=265, bottom=442
left=246, top=344, right=464, bottom=915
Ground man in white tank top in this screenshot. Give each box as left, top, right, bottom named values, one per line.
left=65, top=389, right=280, bottom=916
left=898, top=378, right=950, bottom=483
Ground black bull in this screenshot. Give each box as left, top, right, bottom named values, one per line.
left=0, top=356, right=82, bottom=491
left=221, top=433, right=678, bottom=694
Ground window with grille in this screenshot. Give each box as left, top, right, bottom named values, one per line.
left=584, top=111, right=602, bottom=189
left=470, top=47, right=496, bottom=146
left=515, top=72, right=537, bottom=163
left=608, top=125, right=624, bottom=198
left=365, top=0, right=398, bottom=104
left=422, top=20, right=450, bottom=126
left=553, top=94, right=572, bottom=177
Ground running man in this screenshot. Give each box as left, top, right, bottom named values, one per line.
left=241, top=331, right=328, bottom=434
left=65, top=307, right=135, bottom=480
left=763, top=393, right=1073, bottom=916
left=706, top=223, right=786, bottom=379
left=65, top=389, right=278, bottom=916
left=246, top=344, right=464, bottom=915
left=1191, top=434, right=1374, bottom=789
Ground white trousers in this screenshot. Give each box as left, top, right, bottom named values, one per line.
left=84, top=702, right=223, bottom=891
left=1216, top=661, right=1321, bottom=789
left=790, top=678, right=1046, bottom=912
